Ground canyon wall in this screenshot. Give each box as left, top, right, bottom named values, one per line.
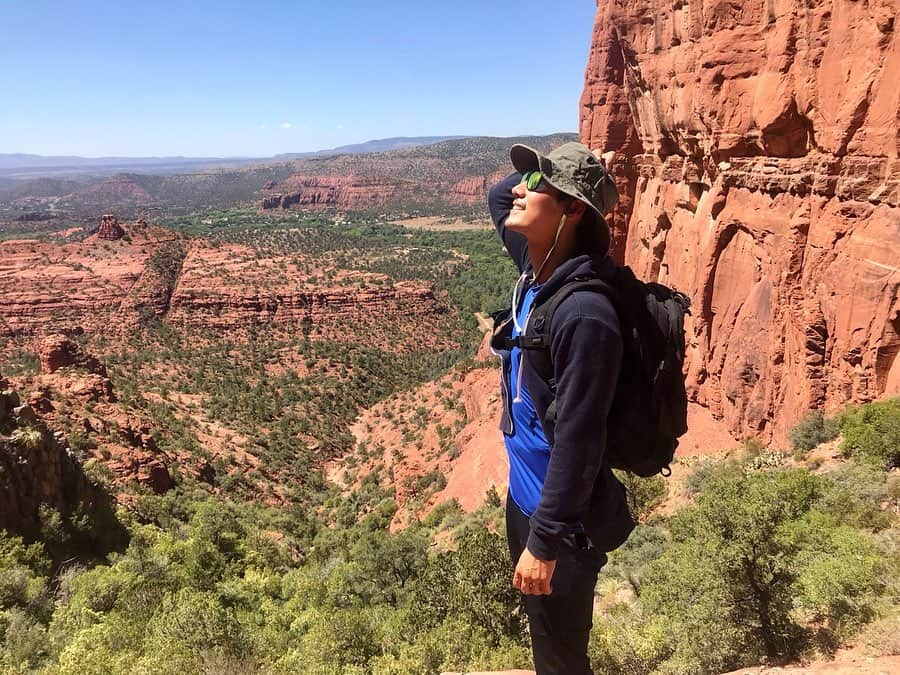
left=580, top=0, right=899, bottom=441
left=260, top=175, right=404, bottom=210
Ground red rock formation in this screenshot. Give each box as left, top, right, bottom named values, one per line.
left=39, top=334, right=78, bottom=373
left=580, top=0, right=900, bottom=442
left=0, top=230, right=448, bottom=340
left=101, top=412, right=173, bottom=493
left=260, top=175, right=403, bottom=210
left=0, top=233, right=171, bottom=338
left=167, top=281, right=442, bottom=331
left=38, top=334, right=109, bottom=379
left=94, top=214, right=125, bottom=240
left=450, top=176, right=488, bottom=201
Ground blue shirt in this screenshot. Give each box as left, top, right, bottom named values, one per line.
left=504, top=283, right=551, bottom=517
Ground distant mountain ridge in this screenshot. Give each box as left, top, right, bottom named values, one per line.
left=0, top=136, right=468, bottom=179
left=273, top=136, right=468, bottom=160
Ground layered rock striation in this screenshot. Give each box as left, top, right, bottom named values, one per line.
left=93, top=214, right=125, bottom=240
left=167, top=281, right=442, bottom=331
left=0, top=231, right=446, bottom=338
left=261, top=175, right=404, bottom=210
left=581, top=0, right=900, bottom=440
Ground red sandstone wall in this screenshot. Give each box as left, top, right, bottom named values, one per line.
left=580, top=0, right=900, bottom=441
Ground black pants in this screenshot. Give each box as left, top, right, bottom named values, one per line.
left=506, top=496, right=607, bottom=675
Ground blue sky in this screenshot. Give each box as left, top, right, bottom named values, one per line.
left=0, top=1, right=598, bottom=157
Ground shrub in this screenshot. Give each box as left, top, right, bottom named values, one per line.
left=839, top=398, right=900, bottom=469
left=614, top=471, right=668, bottom=523
left=858, top=611, right=900, bottom=656
left=0, top=607, right=49, bottom=670
left=792, top=515, right=884, bottom=642
left=411, top=528, right=526, bottom=648
left=817, top=463, right=899, bottom=531
left=589, top=610, right=673, bottom=675
left=640, top=466, right=826, bottom=671
left=600, top=524, right=669, bottom=595
left=683, top=457, right=734, bottom=496
left=789, top=410, right=839, bottom=454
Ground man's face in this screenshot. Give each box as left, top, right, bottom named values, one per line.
left=505, top=174, right=570, bottom=247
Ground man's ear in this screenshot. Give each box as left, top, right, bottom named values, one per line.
left=566, top=199, right=587, bottom=219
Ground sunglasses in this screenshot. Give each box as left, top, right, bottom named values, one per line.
left=521, top=170, right=547, bottom=192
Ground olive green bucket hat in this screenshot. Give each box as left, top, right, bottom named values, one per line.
left=510, top=141, right=618, bottom=222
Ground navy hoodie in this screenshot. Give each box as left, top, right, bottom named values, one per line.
left=489, top=173, right=634, bottom=560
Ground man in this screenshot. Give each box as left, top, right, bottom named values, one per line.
left=488, top=142, right=634, bottom=674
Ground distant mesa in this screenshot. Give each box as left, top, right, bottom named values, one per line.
left=93, top=213, right=125, bottom=240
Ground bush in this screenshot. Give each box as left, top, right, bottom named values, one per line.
left=0, top=607, right=49, bottom=671
left=600, top=524, right=669, bottom=595
left=589, top=610, right=673, bottom=675
left=615, top=471, right=668, bottom=523
left=793, top=516, right=884, bottom=642
left=858, top=611, right=900, bottom=656
left=839, top=398, right=900, bottom=469
left=789, top=410, right=839, bottom=454
left=683, top=457, right=734, bottom=496
left=411, top=528, right=526, bottom=648
left=817, top=463, right=899, bottom=531
left=640, top=466, right=826, bottom=671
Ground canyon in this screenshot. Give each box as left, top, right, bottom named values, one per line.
left=0, top=218, right=447, bottom=340
left=580, top=0, right=900, bottom=442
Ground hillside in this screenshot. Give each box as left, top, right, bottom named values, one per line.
left=0, top=133, right=576, bottom=224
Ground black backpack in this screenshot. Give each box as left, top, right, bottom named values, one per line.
left=517, top=266, right=691, bottom=477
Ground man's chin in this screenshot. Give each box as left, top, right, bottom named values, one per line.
left=505, top=215, right=526, bottom=231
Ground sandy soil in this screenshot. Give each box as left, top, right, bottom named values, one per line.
left=392, top=216, right=491, bottom=231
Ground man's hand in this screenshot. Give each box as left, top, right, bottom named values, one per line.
left=513, top=548, right=556, bottom=595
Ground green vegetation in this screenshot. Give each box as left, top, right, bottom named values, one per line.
left=0, top=486, right=529, bottom=675
left=789, top=409, right=839, bottom=454
left=4, top=398, right=897, bottom=673
left=589, top=399, right=900, bottom=674
left=838, top=398, right=900, bottom=469
left=0, top=348, right=40, bottom=378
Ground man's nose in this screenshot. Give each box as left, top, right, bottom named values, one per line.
left=511, top=181, right=526, bottom=197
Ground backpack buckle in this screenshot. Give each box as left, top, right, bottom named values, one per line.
left=518, top=335, right=547, bottom=350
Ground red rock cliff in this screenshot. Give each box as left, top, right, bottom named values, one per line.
left=260, top=175, right=403, bottom=210
left=580, top=0, right=900, bottom=441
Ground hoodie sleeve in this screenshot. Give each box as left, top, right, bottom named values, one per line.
left=526, top=297, right=623, bottom=561
left=488, top=172, right=529, bottom=274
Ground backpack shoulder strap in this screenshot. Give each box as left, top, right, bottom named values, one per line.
left=526, top=277, right=618, bottom=429
left=528, top=277, right=618, bottom=348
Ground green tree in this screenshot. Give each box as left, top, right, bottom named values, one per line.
left=640, top=466, right=825, bottom=671
left=839, top=398, right=900, bottom=469
left=411, top=528, right=526, bottom=648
